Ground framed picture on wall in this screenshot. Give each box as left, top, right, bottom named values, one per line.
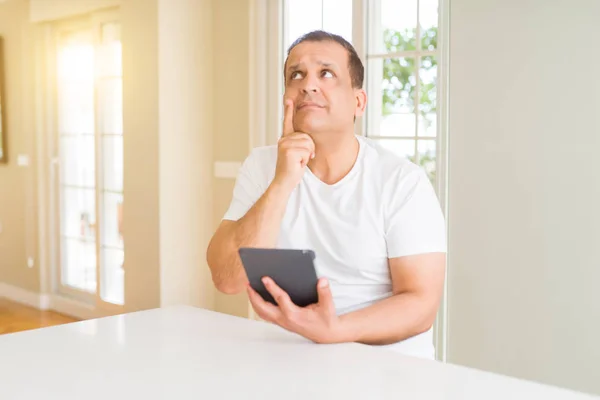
left=0, top=36, right=6, bottom=164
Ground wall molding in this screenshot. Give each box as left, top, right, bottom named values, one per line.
left=0, top=282, right=51, bottom=310
left=0, top=282, right=99, bottom=320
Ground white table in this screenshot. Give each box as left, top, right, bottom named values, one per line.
left=0, top=305, right=597, bottom=400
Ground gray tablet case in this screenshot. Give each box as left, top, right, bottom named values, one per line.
left=238, top=248, right=319, bottom=307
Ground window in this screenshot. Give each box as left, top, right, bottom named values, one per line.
left=55, top=15, right=124, bottom=306
left=365, top=0, right=439, bottom=184
left=281, top=0, right=442, bottom=186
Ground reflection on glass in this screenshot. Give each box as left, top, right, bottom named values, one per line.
left=60, top=187, right=96, bottom=239
left=102, top=136, right=124, bottom=192
left=62, top=238, right=96, bottom=292
left=60, top=136, right=95, bottom=187
left=376, top=139, right=415, bottom=161
left=322, top=0, right=353, bottom=43
left=367, top=57, right=417, bottom=137
left=102, top=192, right=123, bottom=249
left=418, top=55, right=437, bottom=136
left=98, top=78, right=123, bottom=134
left=419, top=0, right=439, bottom=50
left=57, top=34, right=94, bottom=135
left=369, top=0, right=417, bottom=54
left=382, top=57, right=417, bottom=114
left=101, top=247, right=124, bottom=305
left=285, top=0, right=323, bottom=50
left=415, top=140, right=436, bottom=184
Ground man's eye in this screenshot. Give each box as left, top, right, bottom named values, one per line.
left=290, top=71, right=302, bottom=80
left=322, top=70, right=334, bottom=78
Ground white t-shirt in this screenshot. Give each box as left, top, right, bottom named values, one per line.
left=223, top=135, right=447, bottom=359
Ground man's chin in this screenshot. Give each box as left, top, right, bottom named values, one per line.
left=295, top=121, right=328, bottom=135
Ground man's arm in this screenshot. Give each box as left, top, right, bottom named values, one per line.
left=338, top=252, right=446, bottom=345
left=207, top=99, right=315, bottom=295
left=246, top=251, right=446, bottom=346
left=206, top=182, right=290, bottom=294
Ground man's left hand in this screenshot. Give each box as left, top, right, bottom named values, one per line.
left=247, top=277, right=346, bottom=344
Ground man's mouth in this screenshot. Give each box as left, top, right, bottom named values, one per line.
left=297, top=102, right=325, bottom=110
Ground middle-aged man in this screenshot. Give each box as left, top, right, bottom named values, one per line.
left=206, top=30, right=446, bottom=360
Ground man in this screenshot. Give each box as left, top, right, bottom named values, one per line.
left=206, top=31, right=446, bottom=360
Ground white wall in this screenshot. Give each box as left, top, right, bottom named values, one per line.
left=447, top=0, right=600, bottom=396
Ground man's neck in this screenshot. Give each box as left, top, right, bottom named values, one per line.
left=307, top=132, right=360, bottom=186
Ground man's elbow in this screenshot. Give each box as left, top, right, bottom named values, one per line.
left=414, top=305, right=439, bottom=335
left=212, top=277, right=245, bottom=295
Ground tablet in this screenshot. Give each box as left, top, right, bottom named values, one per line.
left=238, top=247, right=319, bottom=308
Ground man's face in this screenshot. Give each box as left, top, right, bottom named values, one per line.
left=283, top=40, right=366, bottom=135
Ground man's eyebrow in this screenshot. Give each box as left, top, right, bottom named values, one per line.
left=287, top=61, right=336, bottom=72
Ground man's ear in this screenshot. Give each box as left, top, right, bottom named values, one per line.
left=354, top=89, right=367, bottom=118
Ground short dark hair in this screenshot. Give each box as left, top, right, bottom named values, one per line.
left=284, top=30, right=364, bottom=89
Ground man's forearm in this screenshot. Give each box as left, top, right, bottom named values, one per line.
left=235, top=182, right=290, bottom=247
left=338, top=292, right=439, bottom=346
left=208, top=182, right=291, bottom=293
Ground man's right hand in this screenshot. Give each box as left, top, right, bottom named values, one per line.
left=273, top=99, right=316, bottom=192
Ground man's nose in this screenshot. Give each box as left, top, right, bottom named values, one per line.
left=301, top=73, right=320, bottom=94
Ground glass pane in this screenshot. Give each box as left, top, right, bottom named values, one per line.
left=375, top=138, right=415, bottom=161
left=62, top=238, right=96, bottom=293
left=417, top=139, right=436, bottom=184
left=57, top=82, right=94, bottom=135
left=368, top=0, right=417, bottom=54
left=60, top=136, right=95, bottom=187
left=101, top=247, right=124, bottom=305
left=60, top=187, right=96, bottom=240
left=419, top=0, right=438, bottom=50
left=102, top=192, right=124, bottom=249
left=323, top=0, right=353, bottom=43
left=57, top=31, right=95, bottom=135
left=366, top=57, right=417, bottom=137
left=102, top=136, right=124, bottom=192
left=285, top=0, right=323, bottom=51
left=98, top=23, right=122, bottom=78
left=98, top=78, right=123, bottom=134
left=418, top=55, right=437, bottom=137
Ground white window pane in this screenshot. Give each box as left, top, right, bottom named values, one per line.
left=419, top=0, right=438, bottom=50
left=418, top=55, right=437, bottom=137
left=375, top=139, right=415, bottom=161
left=366, top=57, right=417, bottom=137
left=60, top=136, right=95, bottom=187
left=57, top=32, right=95, bottom=135
left=58, top=82, right=94, bottom=135
left=368, top=0, right=417, bottom=54
left=323, top=0, right=353, bottom=43
left=98, top=23, right=122, bottom=77
left=98, top=78, right=123, bottom=134
left=101, top=247, right=124, bottom=306
left=60, top=187, right=96, bottom=239
left=102, top=192, right=123, bottom=249
left=62, top=238, right=96, bottom=293
left=285, top=0, right=323, bottom=50
left=102, top=136, right=123, bottom=192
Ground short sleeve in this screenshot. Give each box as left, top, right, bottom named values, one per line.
left=222, top=150, right=265, bottom=221
left=385, top=168, right=447, bottom=258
